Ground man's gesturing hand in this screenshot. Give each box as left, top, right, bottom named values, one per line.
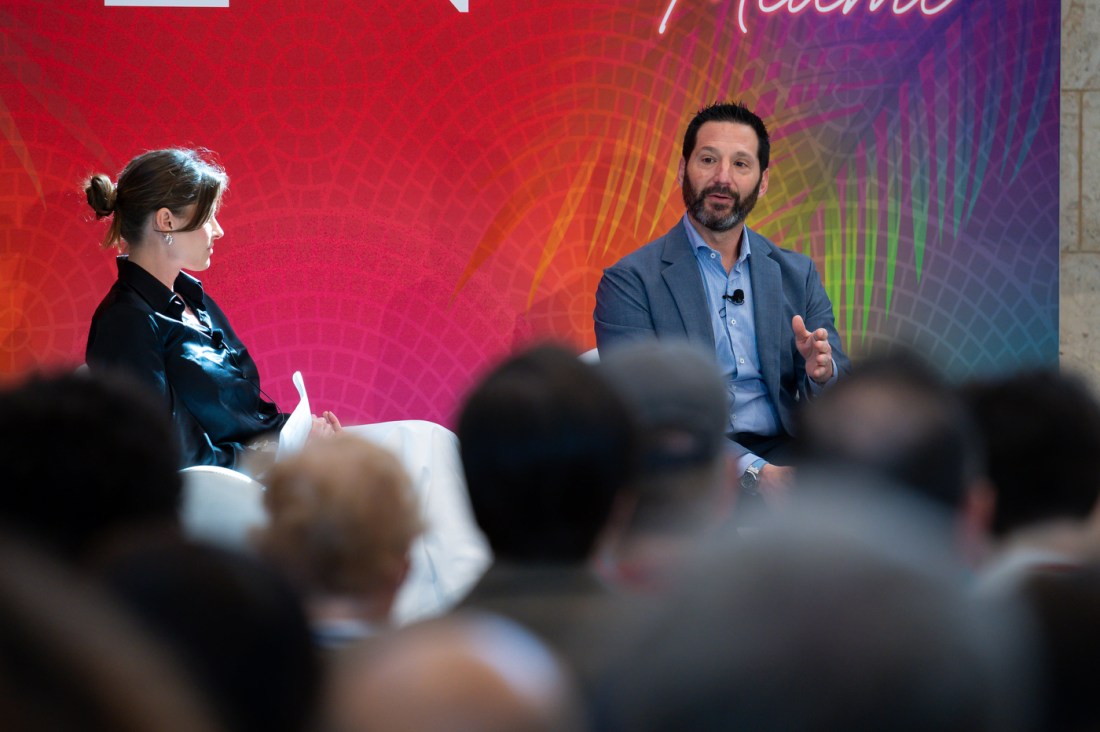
left=793, top=315, right=833, bottom=384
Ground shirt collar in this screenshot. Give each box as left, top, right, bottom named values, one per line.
left=116, top=256, right=206, bottom=318
left=681, top=214, right=752, bottom=265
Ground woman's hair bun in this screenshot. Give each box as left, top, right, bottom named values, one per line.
left=84, top=174, right=117, bottom=219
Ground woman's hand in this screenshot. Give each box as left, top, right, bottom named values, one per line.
left=307, top=411, right=344, bottom=443
left=322, top=410, right=343, bottom=433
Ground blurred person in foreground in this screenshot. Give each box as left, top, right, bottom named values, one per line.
left=1017, top=564, right=1100, bottom=732
left=0, top=534, right=222, bottom=732
left=594, top=491, right=1038, bottom=732
left=965, top=368, right=1100, bottom=588
left=254, top=434, right=424, bottom=646
left=595, top=340, right=736, bottom=591
left=795, top=350, right=994, bottom=564
left=0, top=370, right=182, bottom=565
left=98, top=539, right=320, bottom=732
left=328, top=613, right=585, bottom=732
left=455, top=344, right=640, bottom=668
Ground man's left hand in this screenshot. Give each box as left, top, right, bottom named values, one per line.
left=793, top=315, right=833, bottom=384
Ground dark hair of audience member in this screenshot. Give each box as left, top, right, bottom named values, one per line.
left=84, top=148, right=227, bottom=249
left=0, top=371, right=182, bottom=563
left=796, top=350, right=984, bottom=510
left=682, top=101, right=771, bottom=169
left=98, top=538, right=320, bottom=732
left=457, top=343, right=640, bottom=563
left=0, top=534, right=222, bottom=732
left=964, top=368, right=1100, bottom=537
left=1019, top=564, right=1100, bottom=732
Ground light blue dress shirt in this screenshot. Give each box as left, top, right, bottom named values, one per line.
left=683, top=216, right=836, bottom=473
left=684, top=216, right=782, bottom=442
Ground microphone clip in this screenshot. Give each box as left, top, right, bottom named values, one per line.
left=722, top=289, right=746, bottom=306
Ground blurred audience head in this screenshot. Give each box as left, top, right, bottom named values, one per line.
left=964, top=368, right=1100, bottom=538
left=595, top=341, right=733, bottom=587
left=329, top=612, right=584, bottom=732
left=0, top=370, right=181, bottom=563
left=0, top=534, right=221, bottom=732
left=255, top=434, right=423, bottom=627
left=98, top=538, right=320, bottom=732
left=457, top=343, right=639, bottom=563
left=797, top=350, right=987, bottom=511
left=598, top=340, right=732, bottom=532
left=596, top=497, right=1037, bottom=732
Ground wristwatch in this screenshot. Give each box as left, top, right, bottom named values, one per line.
left=740, top=458, right=767, bottom=494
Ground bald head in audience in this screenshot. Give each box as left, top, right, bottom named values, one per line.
left=330, top=613, right=584, bottom=732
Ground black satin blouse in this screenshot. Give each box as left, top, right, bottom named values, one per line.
left=86, top=256, right=288, bottom=469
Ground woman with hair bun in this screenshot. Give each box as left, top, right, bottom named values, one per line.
left=85, top=149, right=340, bottom=470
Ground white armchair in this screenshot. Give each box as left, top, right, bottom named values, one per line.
left=178, top=421, right=490, bottom=625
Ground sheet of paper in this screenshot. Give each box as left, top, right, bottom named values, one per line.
left=277, top=370, right=311, bottom=460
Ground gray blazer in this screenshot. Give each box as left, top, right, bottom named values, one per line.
left=594, top=221, right=850, bottom=455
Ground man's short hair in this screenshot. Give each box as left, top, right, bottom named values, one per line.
left=457, top=344, right=639, bottom=563
left=0, top=371, right=182, bottom=561
left=682, top=102, right=771, bottom=170
left=797, top=352, right=983, bottom=510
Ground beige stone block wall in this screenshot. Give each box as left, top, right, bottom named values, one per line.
left=1062, top=0, right=1100, bottom=388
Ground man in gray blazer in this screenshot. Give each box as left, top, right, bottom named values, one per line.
left=594, top=102, right=849, bottom=503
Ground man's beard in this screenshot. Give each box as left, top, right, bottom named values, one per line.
left=682, top=175, right=762, bottom=233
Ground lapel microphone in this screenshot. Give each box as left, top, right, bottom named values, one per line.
left=722, top=289, right=746, bottom=306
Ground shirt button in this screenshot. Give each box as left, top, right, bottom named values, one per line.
left=731, top=319, right=737, bottom=325
left=739, top=357, right=745, bottom=364
left=710, top=252, right=716, bottom=259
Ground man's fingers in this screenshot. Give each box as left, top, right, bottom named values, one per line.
left=792, top=314, right=809, bottom=338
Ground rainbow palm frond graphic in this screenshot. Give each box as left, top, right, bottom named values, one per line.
left=454, top=0, right=1058, bottom=359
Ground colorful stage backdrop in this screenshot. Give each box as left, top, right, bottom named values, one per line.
left=0, top=0, right=1060, bottom=426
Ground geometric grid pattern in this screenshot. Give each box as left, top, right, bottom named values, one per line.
left=0, top=0, right=1060, bottom=424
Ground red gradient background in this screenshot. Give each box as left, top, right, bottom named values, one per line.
left=0, top=0, right=1060, bottom=426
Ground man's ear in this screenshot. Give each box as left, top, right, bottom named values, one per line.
left=758, top=168, right=770, bottom=197
left=676, top=158, right=686, bottom=186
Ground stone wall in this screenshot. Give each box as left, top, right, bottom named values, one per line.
left=1062, top=0, right=1100, bottom=386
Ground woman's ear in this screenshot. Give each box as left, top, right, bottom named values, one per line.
left=153, top=207, right=175, bottom=232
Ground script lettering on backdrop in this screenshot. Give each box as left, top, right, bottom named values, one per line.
left=659, top=0, right=958, bottom=34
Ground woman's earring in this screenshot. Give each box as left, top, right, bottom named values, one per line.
left=163, top=232, right=173, bottom=246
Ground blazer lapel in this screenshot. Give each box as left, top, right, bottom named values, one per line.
left=661, top=222, right=715, bottom=349
left=749, top=229, right=783, bottom=401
